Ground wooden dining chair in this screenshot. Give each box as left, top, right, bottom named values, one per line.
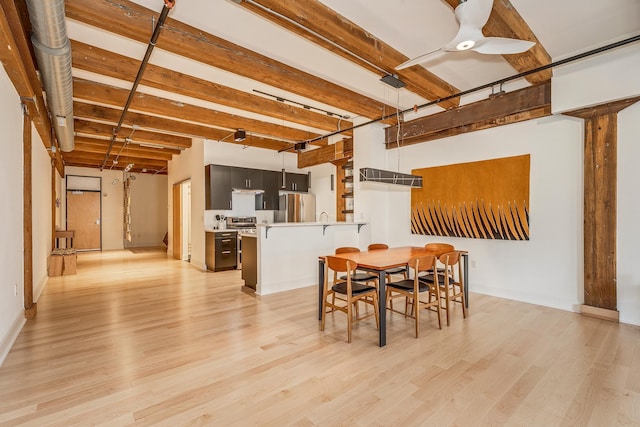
left=420, top=250, right=467, bottom=326
left=386, top=255, right=441, bottom=337
left=367, top=243, right=408, bottom=281
left=425, top=242, right=455, bottom=275
left=321, top=256, right=379, bottom=343
left=335, top=247, right=378, bottom=284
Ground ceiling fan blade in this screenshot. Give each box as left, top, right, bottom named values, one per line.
left=395, top=47, right=443, bottom=70
left=443, top=25, right=484, bottom=51
left=472, top=37, right=535, bottom=54
left=455, top=0, right=493, bottom=28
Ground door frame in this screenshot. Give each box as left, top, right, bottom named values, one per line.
left=66, top=175, right=102, bottom=251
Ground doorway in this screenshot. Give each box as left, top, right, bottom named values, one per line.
left=172, top=179, right=192, bottom=262
left=66, top=190, right=101, bottom=251
left=66, top=175, right=102, bottom=251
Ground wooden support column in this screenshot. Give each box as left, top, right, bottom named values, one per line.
left=23, top=104, right=36, bottom=319
left=565, top=96, right=640, bottom=322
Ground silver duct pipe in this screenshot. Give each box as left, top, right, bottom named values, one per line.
left=26, top=0, right=74, bottom=152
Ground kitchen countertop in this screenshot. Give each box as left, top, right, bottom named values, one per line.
left=256, top=221, right=366, bottom=228
left=205, top=229, right=237, bottom=233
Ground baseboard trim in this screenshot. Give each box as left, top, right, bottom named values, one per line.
left=0, top=313, right=27, bottom=367
left=580, top=304, right=620, bottom=322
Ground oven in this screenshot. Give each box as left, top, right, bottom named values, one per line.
left=226, top=216, right=257, bottom=269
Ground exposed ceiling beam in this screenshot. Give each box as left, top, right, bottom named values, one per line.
left=233, top=0, right=460, bottom=110
left=70, top=40, right=351, bottom=137
left=65, top=0, right=399, bottom=122
left=72, top=97, right=322, bottom=145
left=73, top=139, right=176, bottom=161
left=385, top=81, right=551, bottom=147
left=63, top=151, right=167, bottom=170
left=297, top=139, right=353, bottom=168
left=443, top=0, right=552, bottom=83
left=74, top=119, right=192, bottom=148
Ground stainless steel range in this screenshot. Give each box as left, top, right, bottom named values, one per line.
left=226, top=217, right=257, bottom=268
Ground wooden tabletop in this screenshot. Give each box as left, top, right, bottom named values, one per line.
left=327, top=246, right=443, bottom=271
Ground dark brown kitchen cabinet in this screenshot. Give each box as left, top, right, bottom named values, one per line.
left=205, top=164, right=232, bottom=210
left=280, top=172, right=309, bottom=192
left=261, top=170, right=280, bottom=210
left=231, top=167, right=263, bottom=190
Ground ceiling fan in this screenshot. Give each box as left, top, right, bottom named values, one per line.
left=396, top=0, right=535, bottom=71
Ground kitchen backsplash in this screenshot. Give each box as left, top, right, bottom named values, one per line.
left=205, top=193, right=274, bottom=229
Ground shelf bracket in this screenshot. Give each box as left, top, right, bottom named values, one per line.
left=357, top=223, right=365, bottom=233
left=265, top=226, right=272, bottom=239
left=322, top=225, right=329, bottom=235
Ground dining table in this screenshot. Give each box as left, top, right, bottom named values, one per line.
left=318, top=246, right=469, bottom=347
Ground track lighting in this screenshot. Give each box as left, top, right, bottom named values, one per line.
left=234, top=129, right=246, bottom=141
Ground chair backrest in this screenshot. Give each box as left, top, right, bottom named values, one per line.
left=438, top=251, right=462, bottom=283
left=425, top=243, right=455, bottom=255
left=335, top=246, right=360, bottom=254
left=409, top=254, right=437, bottom=275
left=326, top=255, right=356, bottom=274
left=367, top=243, right=389, bottom=251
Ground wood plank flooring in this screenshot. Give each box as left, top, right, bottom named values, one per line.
left=0, top=249, right=639, bottom=426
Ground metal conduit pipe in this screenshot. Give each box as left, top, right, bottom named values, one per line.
left=26, top=0, right=74, bottom=152
left=99, top=0, right=176, bottom=170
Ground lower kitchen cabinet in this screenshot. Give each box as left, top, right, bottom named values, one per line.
left=205, top=231, right=237, bottom=271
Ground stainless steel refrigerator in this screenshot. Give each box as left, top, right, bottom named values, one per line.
left=275, top=192, right=316, bottom=223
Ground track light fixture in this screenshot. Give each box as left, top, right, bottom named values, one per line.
left=234, top=129, right=246, bottom=141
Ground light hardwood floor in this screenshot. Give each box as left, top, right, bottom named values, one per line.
left=1, top=249, right=639, bottom=426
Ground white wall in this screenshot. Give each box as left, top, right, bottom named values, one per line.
left=0, top=67, right=26, bottom=364
left=125, top=173, right=168, bottom=248
left=379, top=116, right=584, bottom=312
left=31, top=124, right=53, bottom=301
left=617, top=102, right=640, bottom=325
left=168, top=138, right=205, bottom=269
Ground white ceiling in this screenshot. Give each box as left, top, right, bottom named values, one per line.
left=67, top=0, right=640, bottom=132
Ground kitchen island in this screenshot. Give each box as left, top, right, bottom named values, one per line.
left=247, top=221, right=367, bottom=295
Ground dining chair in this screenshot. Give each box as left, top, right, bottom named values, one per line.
left=321, top=256, right=380, bottom=343
left=386, top=255, right=441, bottom=337
left=420, top=250, right=467, bottom=326
left=367, top=243, right=408, bottom=281
left=335, top=247, right=378, bottom=284
left=425, top=242, right=455, bottom=275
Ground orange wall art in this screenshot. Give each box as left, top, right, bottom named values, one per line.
left=411, top=154, right=530, bottom=240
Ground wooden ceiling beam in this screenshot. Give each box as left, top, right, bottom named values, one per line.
left=0, top=0, right=64, bottom=174
left=73, top=140, right=175, bottom=161
left=297, top=139, right=353, bottom=168
left=65, top=0, right=397, bottom=121
left=234, top=0, right=460, bottom=110
left=74, top=119, right=192, bottom=149
left=63, top=151, right=167, bottom=169
left=385, top=81, right=551, bottom=147
left=74, top=136, right=181, bottom=156
left=443, top=0, right=552, bottom=83
left=73, top=80, right=324, bottom=148
left=71, top=42, right=332, bottom=143
left=70, top=41, right=351, bottom=136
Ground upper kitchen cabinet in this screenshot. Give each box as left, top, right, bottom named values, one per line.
left=280, top=172, right=309, bottom=192
left=261, top=170, right=280, bottom=210
left=231, top=167, right=263, bottom=190
left=205, top=164, right=232, bottom=210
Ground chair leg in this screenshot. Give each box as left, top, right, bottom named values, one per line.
left=444, top=285, right=451, bottom=326
left=414, top=294, right=419, bottom=338
left=434, top=288, right=442, bottom=329
left=347, top=297, right=353, bottom=343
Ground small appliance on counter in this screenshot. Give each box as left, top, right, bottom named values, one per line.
left=275, top=192, right=316, bottom=223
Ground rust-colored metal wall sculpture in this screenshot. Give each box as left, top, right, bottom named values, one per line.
left=411, top=155, right=530, bottom=240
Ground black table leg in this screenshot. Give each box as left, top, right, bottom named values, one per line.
left=318, top=258, right=325, bottom=320
left=378, top=270, right=386, bottom=347
left=462, top=253, right=469, bottom=308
